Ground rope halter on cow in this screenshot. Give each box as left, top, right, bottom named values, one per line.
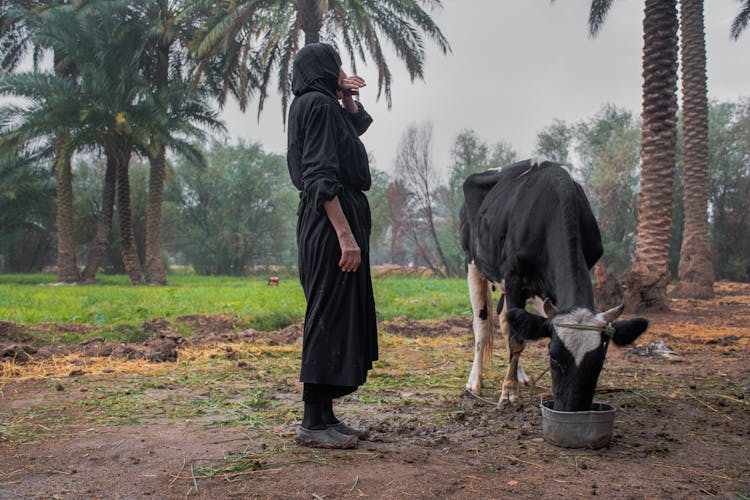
left=528, top=321, right=616, bottom=400
left=552, top=322, right=616, bottom=359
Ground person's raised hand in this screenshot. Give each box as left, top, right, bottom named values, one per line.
left=340, top=75, right=366, bottom=97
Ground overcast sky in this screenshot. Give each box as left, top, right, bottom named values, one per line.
left=220, top=1, right=749, bottom=176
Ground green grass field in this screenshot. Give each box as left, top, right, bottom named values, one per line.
left=0, top=274, right=470, bottom=341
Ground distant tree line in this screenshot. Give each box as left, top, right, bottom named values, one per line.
left=376, top=99, right=750, bottom=283
left=1, top=100, right=748, bottom=281
left=1, top=141, right=296, bottom=275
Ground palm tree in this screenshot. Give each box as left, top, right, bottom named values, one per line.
left=731, top=0, right=750, bottom=40
left=2, top=0, right=80, bottom=283
left=80, top=150, right=116, bottom=282
left=141, top=0, right=190, bottom=285
left=125, top=0, right=238, bottom=285
left=0, top=0, right=223, bottom=284
left=671, top=0, right=714, bottom=299
left=81, top=0, right=224, bottom=285
left=588, top=0, right=679, bottom=312
left=184, top=0, right=450, bottom=120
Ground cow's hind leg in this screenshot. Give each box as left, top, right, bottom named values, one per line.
left=465, top=262, right=494, bottom=395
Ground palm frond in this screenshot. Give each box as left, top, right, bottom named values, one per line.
left=588, top=0, right=615, bottom=37
left=193, top=0, right=448, bottom=120
left=731, top=0, right=750, bottom=40
left=0, top=71, right=78, bottom=101
left=276, top=17, right=300, bottom=125
left=375, top=0, right=450, bottom=53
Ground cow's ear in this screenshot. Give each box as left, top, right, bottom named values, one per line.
left=507, top=308, right=552, bottom=341
left=611, top=318, right=649, bottom=346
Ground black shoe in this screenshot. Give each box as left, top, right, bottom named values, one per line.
left=295, top=426, right=358, bottom=449
left=328, top=421, right=369, bottom=440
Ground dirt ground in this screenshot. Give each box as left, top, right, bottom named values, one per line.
left=1, top=282, right=749, bottom=499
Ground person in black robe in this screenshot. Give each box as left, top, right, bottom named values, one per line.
left=287, top=43, right=378, bottom=449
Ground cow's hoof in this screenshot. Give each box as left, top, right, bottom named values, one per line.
left=497, top=394, right=511, bottom=408
left=497, top=399, right=517, bottom=410
left=498, top=399, right=522, bottom=410
left=498, top=389, right=521, bottom=409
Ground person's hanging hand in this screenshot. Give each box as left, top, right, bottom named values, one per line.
left=337, top=231, right=361, bottom=273
left=323, top=196, right=361, bottom=273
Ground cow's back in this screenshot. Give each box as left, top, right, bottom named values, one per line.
left=461, top=160, right=602, bottom=306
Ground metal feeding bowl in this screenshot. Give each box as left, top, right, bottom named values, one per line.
left=540, top=401, right=616, bottom=449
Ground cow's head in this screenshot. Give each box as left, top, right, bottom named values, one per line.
left=506, top=302, right=648, bottom=411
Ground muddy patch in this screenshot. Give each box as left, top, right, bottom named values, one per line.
left=173, top=313, right=244, bottom=336
left=380, top=315, right=471, bottom=338
left=1, top=315, right=470, bottom=367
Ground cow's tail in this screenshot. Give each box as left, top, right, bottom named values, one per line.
left=469, top=263, right=496, bottom=374
left=487, top=283, right=506, bottom=368
left=484, top=306, right=495, bottom=369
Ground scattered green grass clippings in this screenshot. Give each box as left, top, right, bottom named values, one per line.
left=0, top=341, right=310, bottom=443
left=2, top=330, right=745, bottom=453
left=0, top=335, right=477, bottom=443
left=0, top=407, right=75, bottom=444
left=193, top=445, right=324, bottom=480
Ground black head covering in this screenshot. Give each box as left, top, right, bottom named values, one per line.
left=292, top=43, right=342, bottom=98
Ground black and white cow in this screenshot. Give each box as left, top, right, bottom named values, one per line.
left=460, top=159, right=648, bottom=411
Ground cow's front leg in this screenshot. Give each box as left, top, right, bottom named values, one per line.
left=499, top=337, right=526, bottom=406
left=499, top=296, right=526, bottom=407
left=511, top=295, right=549, bottom=389
left=465, top=262, right=494, bottom=395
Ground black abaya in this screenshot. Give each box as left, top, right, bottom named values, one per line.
left=287, top=44, right=378, bottom=393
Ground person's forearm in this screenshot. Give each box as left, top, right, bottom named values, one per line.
left=323, top=196, right=361, bottom=272
left=323, top=196, right=353, bottom=237
left=341, top=96, right=358, bottom=114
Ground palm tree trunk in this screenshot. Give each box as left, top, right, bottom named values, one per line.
left=671, top=0, right=714, bottom=299
left=298, top=0, right=323, bottom=45
left=145, top=145, right=167, bottom=285
left=144, top=13, right=170, bottom=286
left=81, top=151, right=117, bottom=281
left=113, top=141, right=142, bottom=285
left=623, top=0, right=679, bottom=312
left=54, top=134, right=80, bottom=283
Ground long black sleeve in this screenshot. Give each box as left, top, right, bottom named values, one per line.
left=344, top=101, right=373, bottom=136
left=300, top=103, right=344, bottom=211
